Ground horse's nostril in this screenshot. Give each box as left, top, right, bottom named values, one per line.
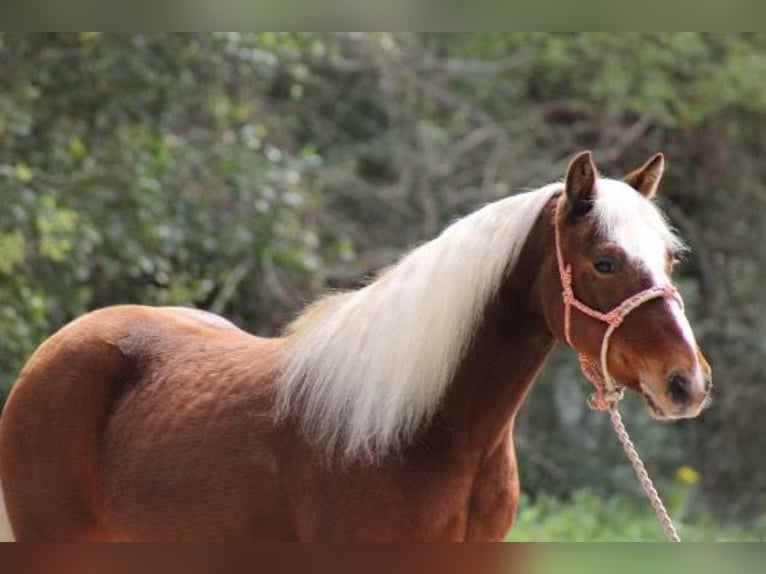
left=667, top=373, right=691, bottom=406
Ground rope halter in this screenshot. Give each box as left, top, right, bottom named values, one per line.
left=553, top=197, right=684, bottom=411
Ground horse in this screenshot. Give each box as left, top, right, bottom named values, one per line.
left=0, top=151, right=712, bottom=541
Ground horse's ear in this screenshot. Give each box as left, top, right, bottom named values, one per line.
left=564, top=150, right=598, bottom=218
left=623, top=153, right=665, bottom=199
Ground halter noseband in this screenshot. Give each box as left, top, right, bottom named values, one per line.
left=553, top=196, right=683, bottom=410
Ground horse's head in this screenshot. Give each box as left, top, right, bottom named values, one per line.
left=541, top=151, right=712, bottom=420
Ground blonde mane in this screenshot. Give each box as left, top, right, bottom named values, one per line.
left=276, top=184, right=561, bottom=459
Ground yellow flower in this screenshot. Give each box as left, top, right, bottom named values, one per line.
left=676, top=465, right=700, bottom=485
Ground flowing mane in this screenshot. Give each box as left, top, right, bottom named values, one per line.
left=276, top=184, right=561, bottom=459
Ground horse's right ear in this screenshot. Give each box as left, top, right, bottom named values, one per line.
left=564, top=150, right=598, bottom=218
left=623, top=152, right=664, bottom=199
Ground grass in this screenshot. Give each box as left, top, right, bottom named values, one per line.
left=508, top=487, right=766, bottom=542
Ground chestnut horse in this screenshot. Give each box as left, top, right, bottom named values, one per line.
left=0, top=151, right=712, bottom=541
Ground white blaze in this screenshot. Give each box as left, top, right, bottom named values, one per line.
left=595, top=179, right=702, bottom=382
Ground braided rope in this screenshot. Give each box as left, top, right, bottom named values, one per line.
left=554, top=197, right=683, bottom=542
left=581, top=354, right=681, bottom=542
left=608, top=405, right=681, bottom=542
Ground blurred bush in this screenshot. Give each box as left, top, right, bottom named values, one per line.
left=1, top=33, right=764, bottom=526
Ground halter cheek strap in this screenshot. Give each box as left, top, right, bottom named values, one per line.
left=553, top=198, right=684, bottom=410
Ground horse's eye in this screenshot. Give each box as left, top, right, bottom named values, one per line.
left=593, top=258, right=617, bottom=275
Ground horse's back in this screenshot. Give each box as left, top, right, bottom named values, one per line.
left=0, top=305, right=287, bottom=540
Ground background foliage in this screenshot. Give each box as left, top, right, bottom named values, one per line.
left=1, top=33, right=764, bottom=537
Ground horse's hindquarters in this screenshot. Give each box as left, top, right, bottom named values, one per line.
left=0, top=312, right=138, bottom=540
left=0, top=305, right=292, bottom=541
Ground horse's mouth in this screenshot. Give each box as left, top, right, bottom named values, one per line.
left=638, top=380, right=713, bottom=420
left=638, top=382, right=669, bottom=420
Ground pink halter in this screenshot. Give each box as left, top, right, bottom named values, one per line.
left=553, top=197, right=683, bottom=410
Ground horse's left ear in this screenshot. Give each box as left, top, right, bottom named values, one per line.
left=623, top=153, right=665, bottom=198
left=564, top=150, right=598, bottom=218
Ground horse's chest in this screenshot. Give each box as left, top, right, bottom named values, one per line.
left=463, top=441, right=519, bottom=541
left=393, top=443, right=519, bottom=541
left=307, top=444, right=518, bottom=541
left=285, top=429, right=521, bottom=541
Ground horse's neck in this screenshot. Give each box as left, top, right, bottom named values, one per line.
left=433, top=204, right=556, bottom=455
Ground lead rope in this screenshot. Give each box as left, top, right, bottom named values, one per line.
left=554, top=198, right=682, bottom=542
left=607, top=405, right=681, bottom=542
